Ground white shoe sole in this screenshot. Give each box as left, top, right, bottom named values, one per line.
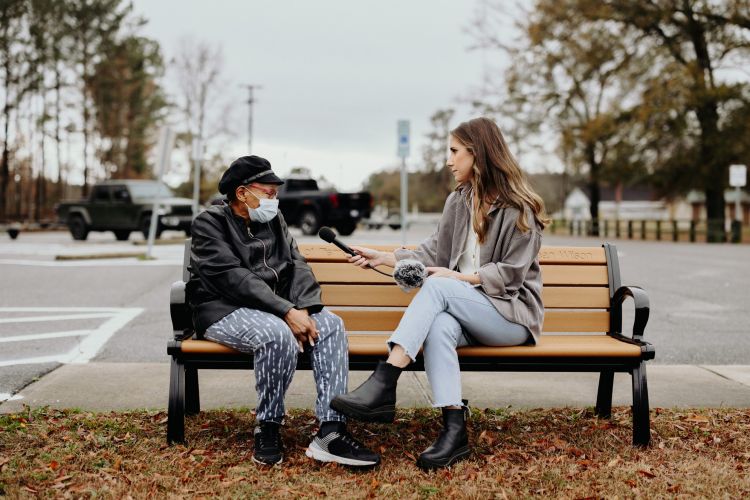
left=305, top=440, right=378, bottom=467
left=252, top=455, right=283, bottom=466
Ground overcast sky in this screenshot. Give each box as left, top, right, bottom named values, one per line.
left=132, top=0, right=516, bottom=191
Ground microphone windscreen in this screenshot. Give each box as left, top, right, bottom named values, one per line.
left=318, top=226, right=336, bottom=243
left=393, top=259, right=427, bottom=292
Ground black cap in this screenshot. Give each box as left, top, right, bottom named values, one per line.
left=218, top=155, right=284, bottom=195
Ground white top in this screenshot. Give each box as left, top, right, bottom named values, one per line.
left=457, top=208, right=481, bottom=276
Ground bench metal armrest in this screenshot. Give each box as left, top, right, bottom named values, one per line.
left=611, top=285, right=650, bottom=341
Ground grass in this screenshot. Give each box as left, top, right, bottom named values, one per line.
left=1, top=406, right=749, bottom=498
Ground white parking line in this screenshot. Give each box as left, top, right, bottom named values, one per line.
left=0, top=313, right=113, bottom=324
left=0, top=307, right=143, bottom=366
left=68, top=308, right=142, bottom=364
left=0, top=329, right=93, bottom=343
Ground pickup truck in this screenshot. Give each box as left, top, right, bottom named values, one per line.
left=277, top=178, right=372, bottom=235
left=55, top=180, right=194, bottom=241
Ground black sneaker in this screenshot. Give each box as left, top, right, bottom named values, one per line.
left=253, top=421, right=283, bottom=465
left=306, top=423, right=380, bottom=467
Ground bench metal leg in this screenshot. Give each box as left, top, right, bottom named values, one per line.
left=595, top=370, right=614, bottom=418
left=185, top=366, right=200, bottom=416
left=167, top=357, right=186, bottom=444
left=631, top=362, right=650, bottom=447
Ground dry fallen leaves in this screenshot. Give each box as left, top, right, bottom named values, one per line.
left=3, top=407, right=750, bottom=498
left=637, top=469, right=656, bottom=479
left=684, top=415, right=710, bottom=424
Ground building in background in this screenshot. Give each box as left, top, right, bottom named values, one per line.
left=561, top=186, right=749, bottom=225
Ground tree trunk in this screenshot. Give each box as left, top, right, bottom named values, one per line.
left=685, top=1, right=725, bottom=242
left=1, top=40, right=10, bottom=221
left=586, top=143, right=600, bottom=236
left=54, top=60, right=64, bottom=201
left=82, top=101, right=90, bottom=196
left=36, top=93, right=47, bottom=221
left=1, top=106, right=9, bottom=221
left=27, top=97, right=35, bottom=221
left=81, top=37, right=90, bottom=197
left=697, top=103, right=725, bottom=242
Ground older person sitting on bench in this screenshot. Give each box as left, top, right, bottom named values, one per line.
left=187, top=155, right=379, bottom=467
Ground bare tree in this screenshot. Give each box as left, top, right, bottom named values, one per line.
left=171, top=37, right=235, bottom=200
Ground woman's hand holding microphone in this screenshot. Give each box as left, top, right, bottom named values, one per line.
left=347, top=246, right=396, bottom=269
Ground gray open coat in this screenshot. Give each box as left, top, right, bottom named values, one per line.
left=394, top=186, right=544, bottom=343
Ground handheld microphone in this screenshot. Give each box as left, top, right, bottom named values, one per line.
left=317, top=226, right=392, bottom=277
left=318, top=226, right=357, bottom=256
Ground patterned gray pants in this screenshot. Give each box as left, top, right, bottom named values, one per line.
left=204, top=307, right=348, bottom=423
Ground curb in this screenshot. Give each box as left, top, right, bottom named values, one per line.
left=131, top=238, right=187, bottom=246
left=54, top=252, right=147, bottom=261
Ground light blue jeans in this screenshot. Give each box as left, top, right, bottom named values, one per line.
left=388, top=276, right=530, bottom=407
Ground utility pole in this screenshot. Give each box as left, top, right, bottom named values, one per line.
left=242, top=84, right=262, bottom=154
left=397, top=120, right=410, bottom=245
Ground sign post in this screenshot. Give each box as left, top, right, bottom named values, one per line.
left=729, top=164, right=746, bottom=243
left=397, top=120, right=410, bottom=245
left=191, top=137, right=203, bottom=218
left=147, top=127, right=175, bottom=259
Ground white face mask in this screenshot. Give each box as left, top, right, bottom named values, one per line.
left=243, top=190, right=279, bottom=223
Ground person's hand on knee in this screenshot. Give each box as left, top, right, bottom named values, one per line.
left=285, top=308, right=312, bottom=351
left=307, top=316, right=320, bottom=346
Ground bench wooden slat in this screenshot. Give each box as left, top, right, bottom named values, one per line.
left=542, top=287, right=610, bottom=308
left=310, top=262, right=610, bottom=286
left=344, top=334, right=641, bottom=358
left=180, top=334, right=639, bottom=358
left=321, top=285, right=609, bottom=308
left=330, top=309, right=610, bottom=333
left=536, top=247, right=606, bottom=265
left=300, top=244, right=415, bottom=262
left=542, top=310, right=610, bottom=332
left=300, top=244, right=607, bottom=265
left=321, top=285, right=417, bottom=306
left=539, top=265, right=609, bottom=286
left=310, top=263, right=394, bottom=284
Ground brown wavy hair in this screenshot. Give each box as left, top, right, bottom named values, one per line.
left=451, top=117, right=549, bottom=243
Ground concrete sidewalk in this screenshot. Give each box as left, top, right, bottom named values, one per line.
left=2, top=363, right=750, bottom=413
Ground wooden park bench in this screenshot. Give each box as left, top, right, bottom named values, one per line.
left=167, top=241, right=653, bottom=446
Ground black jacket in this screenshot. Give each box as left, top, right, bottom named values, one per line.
left=187, top=204, right=323, bottom=334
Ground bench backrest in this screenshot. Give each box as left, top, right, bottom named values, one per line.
left=299, top=244, right=620, bottom=334
left=173, top=241, right=621, bottom=336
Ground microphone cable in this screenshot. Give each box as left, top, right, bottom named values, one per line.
left=364, top=266, right=392, bottom=278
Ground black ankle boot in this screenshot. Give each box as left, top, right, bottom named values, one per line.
left=417, top=400, right=470, bottom=470
left=330, top=361, right=402, bottom=423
